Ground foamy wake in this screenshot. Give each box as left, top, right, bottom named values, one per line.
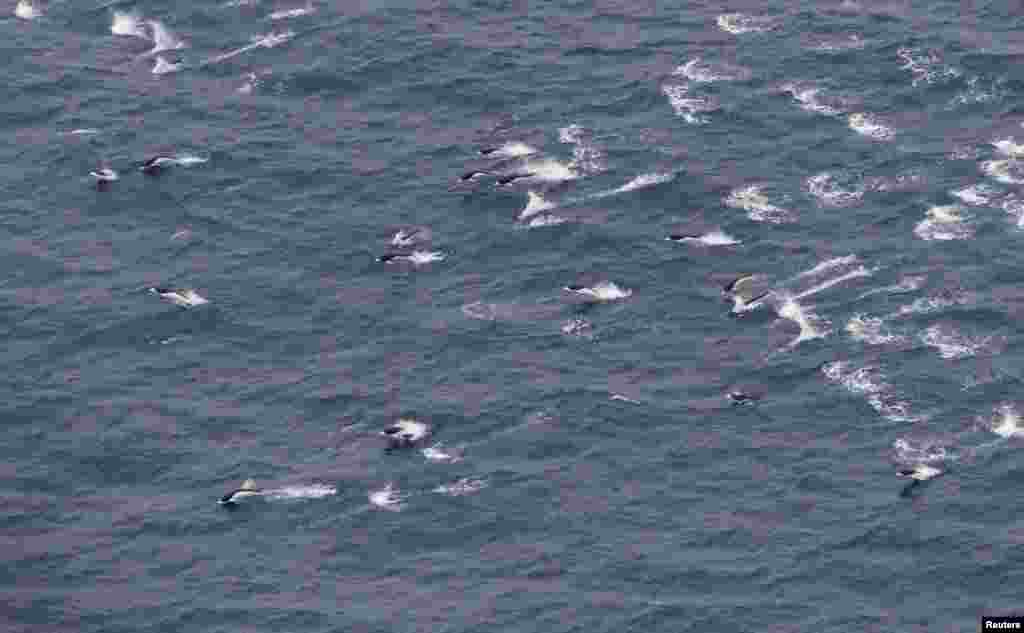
left=674, top=230, right=741, bottom=246
left=519, top=190, right=555, bottom=220
left=661, top=83, right=719, bottom=124
left=265, top=484, right=338, bottom=500
left=896, top=289, right=971, bottom=317
left=716, top=13, right=776, bottom=34
left=15, top=0, right=39, bottom=19
left=988, top=403, right=1024, bottom=438
left=919, top=323, right=995, bottom=360
left=207, top=31, right=294, bottom=64
left=893, top=438, right=949, bottom=465
left=422, top=443, right=462, bottom=463
left=913, top=205, right=974, bottom=241
left=559, top=124, right=605, bottom=175
left=981, top=158, right=1024, bottom=185
left=845, top=314, right=906, bottom=345
left=152, top=57, right=182, bottom=75
left=823, top=361, right=924, bottom=423
left=897, top=47, right=961, bottom=87
left=783, top=83, right=846, bottom=116
left=526, top=214, right=568, bottom=228
left=777, top=294, right=828, bottom=347
left=857, top=275, right=926, bottom=300
left=571, top=281, right=632, bottom=302
left=674, top=58, right=751, bottom=83
left=111, top=13, right=186, bottom=55
left=169, top=154, right=209, bottom=167
left=793, top=255, right=873, bottom=299
left=268, top=4, right=314, bottom=20
left=487, top=141, right=538, bottom=158
left=406, top=250, right=446, bottom=266
left=848, top=112, right=894, bottom=141
left=805, top=171, right=866, bottom=207
left=369, top=483, right=404, bottom=511
left=521, top=157, right=577, bottom=182
left=612, top=172, right=674, bottom=194
left=433, top=477, right=487, bottom=497
left=725, top=184, right=793, bottom=224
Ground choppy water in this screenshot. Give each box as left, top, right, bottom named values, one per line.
left=4, top=2, right=1024, bottom=631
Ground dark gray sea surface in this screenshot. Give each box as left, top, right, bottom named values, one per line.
left=3, top=1, right=1024, bottom=631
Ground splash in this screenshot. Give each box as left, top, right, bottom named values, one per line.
left=989, top=403, right=1024, bottom=438
left=152, top=57, right=182, bottom=75
left=913, top=205, right=973, bottom=241
left=725, top=184, right=793, bottom=224
left=519, top=190, right=555, bottom=221
left=674, top=58, right=751, bottom=83
left=805, top=171, right=866, bottom=207
left=661, top=83, right=718, bottom=124
left=369, top=483, right=404, bottom=511
left=15, top=0, right=39, bottom=19
left=823, top=361, right=924, bottom=423
left=848, top=112, right=894, bottom=141
left=265, top=484, right=337, bottom=500
left=777, top=294, right=828, bottom=347
left=845, top=314, right=905, bottom=345
left=920, top=323, right=993, bottom=360
left=716, top=13, right=775, bottom=34
left=433, top=477, right=487, bottom=496
left=422, top=443, right=461, bottom=463
left=981, top=159, right=1024, bottom=185
left=783, top=83, right=845, bottom=116
left=112, top=12, right=148, bottom=38
left=897, top=47, right=961, bottom=86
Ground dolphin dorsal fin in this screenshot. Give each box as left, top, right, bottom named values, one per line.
left=240, top=478, right=257, bottom=491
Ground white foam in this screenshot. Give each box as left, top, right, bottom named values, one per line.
left=561, top=318, right=593, bottom=338
left=526, top=214, right=568, bottom=228
left=784, top=83, right=844, bottom=116
left=716, top=13, right=774, bottom=34
left=559, top=124, right=584, bottom=144
left=1001, top=197, right=1024, bottom=228
left=777, top=294, right=828, bottom=347
left=433, top=477, right=487, bottom=496
left=993, top=138, right=1024, bottom=157
left=920, top=323, right=990, bottom=360
left=521, top=157, right=576, bottom=182
left=112, top=12, right=148, bottom=38
left=390, top=228, right=426, bottom=247
left=990, top=403, right=1024, bottom=438
left=172, top=154, right=209, bottom=166
left=268, top=4, right=314, bottom=20
left=488, top=141, right=538, bottom=158
left=896, top=291, right=969, bottom=317
left=661, top=83, right=718, bottom=124
left=674, top=57, right=751, bottom=82
left=848, top=112, right=894, bottom=141
left=823, top=361, right=923, bottom=423
left=951, top=183, right=999, bottom=206
left=266, top=484, right=337, bottom=500
left=846, top=314, right=905, bottom=345
left=725, top=185, right=793, bottom=224
left=69, top=129, right=100, bottom=136
left=893, top=438, right=948, bottom=464
left=152, top=57, right=182, bottom=75
left=421, top=443, right=461, bottom=463
left=612, top=172, right=674, bottom=194
left=610, top=394, right=641, bottom=404
left=981, top=159, right=1024, bottom=185
left=148, top=20, right=185, bottom=54
left=897, top=47, right=961, bottom=86
left=207, top=31, right=294, bottom=64
left=567, top=281, right=632, bottom=302
left=913, top=204, right=973, bottom=241
left=519, top=190, right=555, bottom=220
left=806, top=171, right=866, bottom=207
left=15, top=0, right=39, bottom=20
left=796, top=267, right=873, bottom=300
left=369, top=483, right=404, bottom=511
left=795, top=254, right=859, bottom=279
left=674, top=230, right=741, bottom=246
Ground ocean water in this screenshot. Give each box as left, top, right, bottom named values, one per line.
left=3, top=1, right=1024, bottom=631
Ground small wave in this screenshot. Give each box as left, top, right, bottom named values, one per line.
left=519, top=190, right=555, bottom=220
left=716, top=13, right=775, bottom=34
left=661, top=83, right=718, bottom=124
left=725, top=184, right=793, bottom=224
left=68, top=128, right=100, bottom=136
left=567, top=281, right=632, bottom=302
left=981, top=159, right=1024, bottom=185
left=805, top=171, right=865, bottom=207
left=152, top=57, right=182, bottom=75
left=112, top=11, right=148, bottom=38
left=989, top=403, right=1024, bottom=438
left=269, top=4, right=314, bottom=20
left=265, top=484, right=337, bottom=500
left=462, top=301, right=497, bottom=321
left=777, top=294, right=828, bottom=347
left=920, top=323, right=993, bottom=360
left=369, top=483, right=404, bottom=511
left=422, top=443, right=462, bottom=463
left=848, top=112, right=894, bottom=141
left=207, top=31, right=294, bottom=64
left=846, top=314, right=905, bottom=345
left=15, top=0, right=39, bottom=19
left=433, top=477, right=487, bottom=496
left=561, top=318, right=593, bottom=338
left=951, top=183, right=999, bottom=206
left=674, top=58, right=751, bottom=82
left=913, top=204, right=973, bottom=241
left=897, top=47, right=961, bottom=86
